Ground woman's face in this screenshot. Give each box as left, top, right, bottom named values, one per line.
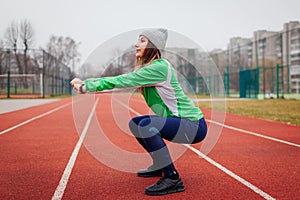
left=135, top=36, right=148, bottom=58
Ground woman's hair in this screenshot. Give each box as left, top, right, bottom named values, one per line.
left=135, top=40, right=161, bottom=69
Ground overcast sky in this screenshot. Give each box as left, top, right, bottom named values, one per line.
left=1, top=0, right=299, bottom=66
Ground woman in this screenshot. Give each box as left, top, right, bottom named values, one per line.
left=70, top=28, right=207, bottom=196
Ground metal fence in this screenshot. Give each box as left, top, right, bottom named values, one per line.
left=194, top=25, right=300, bottom=99
left=0, top=48, right=73, bottom=98
left=1, top=24, right=293, bottom=99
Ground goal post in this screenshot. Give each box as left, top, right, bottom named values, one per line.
left=0, top=73, right=43, bottom=97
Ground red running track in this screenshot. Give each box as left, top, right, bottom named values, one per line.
left=0, top=93, right=299, bottom=200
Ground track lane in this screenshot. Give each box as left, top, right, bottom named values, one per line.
left=0, top=98, right=78, bottom=199
left=0, top=98, right=72, bottom=133
left=198, top=126, right=300, bottom=199
left=1, top=94, right=299, bottom=199
left=61, top=93, right=270, bottom=199
left=121, top=93, right=300, bottom=199
left=52, top=98, right=99, bottom=200
left=202, top=109, right=300, bottom=145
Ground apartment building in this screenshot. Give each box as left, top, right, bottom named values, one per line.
left=209, top=48, right=227, bottom=74
left=164, top=47, right=202, bottom=77
left=227, top=37, right=252, bottom=70
left=283, top=21, right=300, bottom=93
left=223, top=21, right=300, bottom=95
left=252, top=30, right=281, bottom=67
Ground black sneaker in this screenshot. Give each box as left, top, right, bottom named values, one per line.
left=137, top=165, right=162, bottom=177
left=145, top=176, right=185, bottom=195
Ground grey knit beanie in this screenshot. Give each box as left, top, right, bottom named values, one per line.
left=140, top=28, right=168, bottom=50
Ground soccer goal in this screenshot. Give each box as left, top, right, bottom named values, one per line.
left=0, top=73, right=43, bottom=97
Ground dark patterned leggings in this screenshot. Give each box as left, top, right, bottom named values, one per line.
left=128, top=115, right=207, bottom=176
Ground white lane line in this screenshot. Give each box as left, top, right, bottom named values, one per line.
left=184, top=144, right=275, bottom=200
left=114, top=98, right=275, bottom=199
left=122, top=97, right=300, bottom=148
left=131, top=96, right=299, bottom=148
left=51, top=98, right=99, bottom=200
left=207, top=119, right=300, bottom=148
left=0, top=102, right=71, bottom=136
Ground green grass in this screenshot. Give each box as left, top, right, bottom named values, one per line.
left=197, top=98, right=300, bottom=126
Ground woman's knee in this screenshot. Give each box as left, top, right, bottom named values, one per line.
left=128, top=118, right=139, bottom=137
left=129, top=115, right=160, bottom=138
left=192, top=118, right=208, bottom=144
left=128, top=118, right=135, bottom=129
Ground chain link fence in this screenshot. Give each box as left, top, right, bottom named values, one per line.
left=0, top=48, right=73, bottom=98
left=2, top=24, right=298, bottom=99
left=199, top=24, right=300, bottom=99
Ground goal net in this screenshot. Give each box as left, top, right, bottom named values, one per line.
left=0, top=73, right=43, bottom=96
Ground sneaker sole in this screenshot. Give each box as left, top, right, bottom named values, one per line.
left=137, top=173, right=162, bottom=177
left=145, top=185, right=185, bottom=196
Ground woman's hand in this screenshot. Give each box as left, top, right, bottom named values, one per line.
left=70, top=78, right=86, bottom=94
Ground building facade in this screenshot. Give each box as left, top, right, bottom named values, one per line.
left=223, top=21, right=300, bottom=96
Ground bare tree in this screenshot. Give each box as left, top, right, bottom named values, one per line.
left=46, top=35, right=80, bottom=72
left=64, top=37, right=81, bottom=71
left=0, top=39, right=4, bottom=74
left=4, top=21, right=23, bottom=73
left=20, top=19, right=34, bottom=75
left=78, top=63, right=99, bottom=79
left=20, top=19, right=34, bottom=51
left=4, top=21, right=19, bottom=51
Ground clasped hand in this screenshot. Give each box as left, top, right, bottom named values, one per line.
left=70, top=78, right=86, bottom=94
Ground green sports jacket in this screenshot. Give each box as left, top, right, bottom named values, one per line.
left=84, top=59, right=203, bottom=121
